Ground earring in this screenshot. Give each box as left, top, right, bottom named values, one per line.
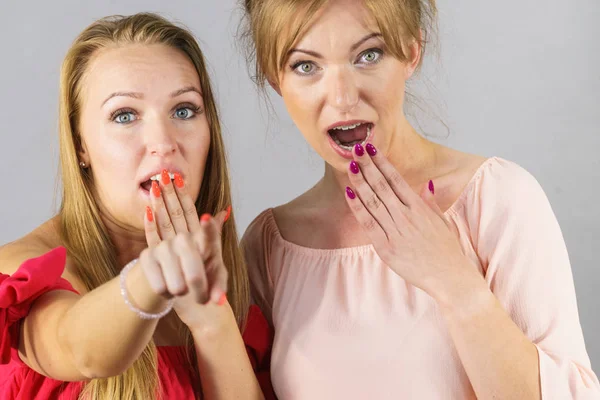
left=79, top=161, right=87, bottom=168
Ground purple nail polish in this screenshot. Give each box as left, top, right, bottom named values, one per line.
left=354, top=143, right=364, bottom=156
left=428, top=180, right=435, bottom=194
left=349, top=161, right=360, bottom=174
left=366, top=143, right=377, bottom=156
left=346, top=187, right=356, bottom=199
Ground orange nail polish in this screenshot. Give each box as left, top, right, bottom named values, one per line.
left=146, top=206, right=154, bottom=222
left=200, top=213, right=211, bottom=222
left=174, top=172, right=184, bottom=188
left=224, top=205, right=232, bottom=222
left=151, top=181, right=161, bottom=197
left=161, top=169, right=171, bottom=185
left=218, top=293, right=227, bottom=306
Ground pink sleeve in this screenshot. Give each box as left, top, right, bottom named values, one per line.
left=466, top=159, right=599, bottom=399
left=0, top=247, right=77, bottom=364
left=241, top=209, right=278, bottom=327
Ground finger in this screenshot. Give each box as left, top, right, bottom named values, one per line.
left=173, top=233, right=209, bottom=304
left=347, top=158, right=398, bottom=236
left=212, top=206, right=231, bottom=235
left=206, top=260, right=228, bottom=304
left=144, top=206, right=162, bottom=248
left=155, top=241, right=187, bottom=296
left=172, top=172, right=202, bottom=233
left=352, top=143, right=409, bottom=229
left=367, top=143, right=420, bottom=208
left=139, top=248, right=168, bottom=296
left=199, top=213, right=222, bottom=252
left=159, top=169, right=188, bottom=234
left=344, top=186, right=388, bottom=244
left=150, top=181, right=176, bottom=240
left=420, top=180, right=460, bottom=237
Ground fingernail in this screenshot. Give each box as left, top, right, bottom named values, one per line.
left=346, top=186, right=356, bottom=199
left=224, top=205, right=232, bottom=222
left=146, top=206, right=154, bottom=222
left=161, top=169, right=171, bottom=185
left=218, top=293, right=227, bottom=306
left=354, top=143, right=364, bottom=157
left=200, top=213, right=211, bottom=222
left=428, top=180, right=435, bottom=195
left=174, top=172, right=184, bottom=188
left=151, top=181, right=161, bottom=197
left=349, top=161, right=360, bottom=174
left=366, top=143, right=377, bottom=156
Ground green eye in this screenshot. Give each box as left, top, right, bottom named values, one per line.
left=359, top=49, right=383, bottom=64
left=300, top=63, right=314, bottom=74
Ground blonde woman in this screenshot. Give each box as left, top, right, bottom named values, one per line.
left=240, top=0, right=599, bottom=398
left=0, top=13, right=273, bottom=400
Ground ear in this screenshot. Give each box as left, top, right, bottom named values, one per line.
left=268, top=78, right=282, bottom=96
left=78, top=137, right=90, bottom=166
left=404, top=35, right=422, bottom=80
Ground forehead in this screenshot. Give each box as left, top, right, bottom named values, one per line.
left=82, top=44, right=201, bottom=104
left=289, top=0, right=378, bottom=49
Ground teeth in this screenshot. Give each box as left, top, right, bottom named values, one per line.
left=333, top=125, right=372, bottom=151
left=149, top=172, right=175, bottom=181
left=332, top=122, right=362, bottom=131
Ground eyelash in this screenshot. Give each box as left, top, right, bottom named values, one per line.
left=289, top=47, right=385, bottom=76
left=110, top=103, right=203, bottom=124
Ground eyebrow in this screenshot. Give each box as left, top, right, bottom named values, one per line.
left=101, top=86, right=202, bottom=107
left=288, top=32, right=383, bottom=59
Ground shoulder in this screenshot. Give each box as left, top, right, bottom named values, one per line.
left=0, top=221, right=59, bottom=276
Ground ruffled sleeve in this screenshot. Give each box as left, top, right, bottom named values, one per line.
left=243, top=304, right=276, bottom=400
left=0, top=247, right=77, bottom=364
left=465, top=158, right=600, bottom=399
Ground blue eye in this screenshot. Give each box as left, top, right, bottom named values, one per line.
left=114, top=112, right=137, bottom=124
left=175, top=107, right=194, bottom=119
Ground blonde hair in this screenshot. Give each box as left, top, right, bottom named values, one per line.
left=57, top=13, right=250, bottom=399
left=240, top=0, right=437, bottom=88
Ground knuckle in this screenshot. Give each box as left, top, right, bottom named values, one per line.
left=183, top=205, right=198, bottom=218
left=390, top=171, right=404, bottom=187
left=365, top=195, right=381, bottom=210
left=374, top=178, right=389, bottom=193
left=170, top=206, right=185, bottom=219
left=187, top=272, right=207, bottom=288
left=159, top=221, right=174, bottom=234
left=363, top=218, right=378, bottom=232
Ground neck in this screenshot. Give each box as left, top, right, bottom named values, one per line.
left=99, top=209, right=148, bottom=268
left=321, top=118, right=438, bottom=206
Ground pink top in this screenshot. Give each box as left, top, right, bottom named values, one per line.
left=0, top=247, right=276, bottom=400
left=243, top=157, right=600, bottom=399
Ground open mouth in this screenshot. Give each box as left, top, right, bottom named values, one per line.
left=140, top=172, right=175, bottom=193
left=327, top=122, right=373, bottom=151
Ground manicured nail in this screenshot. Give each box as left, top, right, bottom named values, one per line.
left=366, top=143, right=377, bottom=156
left=146, top=206, right=154, bottom=222
left=224, top=205, right=232, bottom=222
left=151, top=181, right=161, bottom=197
left=428, top=180, right=435, bottom=195
left=346, top=186, right=356, bottom=199
left=218, top=293, right=227, bottom=306
left=200, top=213, right=211, bottom=222
left=161, top=169, right=171, bottom=185
left=174, top=172, right=184, bottom=188
left=354, top=143, right=364, bottom=157
left=349, top=161, right=360, bottom=174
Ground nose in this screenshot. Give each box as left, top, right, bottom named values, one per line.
left=328, top=66, right=359, bottom=113
left=145, top=119, right=177, bottom=157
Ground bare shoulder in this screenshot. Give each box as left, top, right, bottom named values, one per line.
left=0, top=219, right=62, bottom=275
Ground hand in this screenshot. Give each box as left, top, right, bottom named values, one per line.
left=142, top=169, right=231, bottom=329
left=345, top=143, right=481, bottom=299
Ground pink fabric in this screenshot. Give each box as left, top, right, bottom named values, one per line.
left=243, top=157, right=600, bottom=399
left=0, top=247, right=274, bottom=399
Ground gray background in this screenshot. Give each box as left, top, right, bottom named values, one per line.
left=1, top=1, right=598, bottom=370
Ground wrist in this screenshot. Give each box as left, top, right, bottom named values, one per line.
left=189, top=303, right=239, bottom=344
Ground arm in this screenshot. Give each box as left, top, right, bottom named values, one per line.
left=11, top=246, right=169, bottom=381
left=192, top=304, right=265, bottom=400
left=431, top=162, right=599, bottom=399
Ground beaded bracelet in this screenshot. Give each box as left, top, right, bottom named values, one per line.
left=120, top=258, right=174, bottom=320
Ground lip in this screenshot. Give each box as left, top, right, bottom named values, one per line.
left=138, top=165, right=185, bottom=198
left=325, top=121, right=375, bottom=160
